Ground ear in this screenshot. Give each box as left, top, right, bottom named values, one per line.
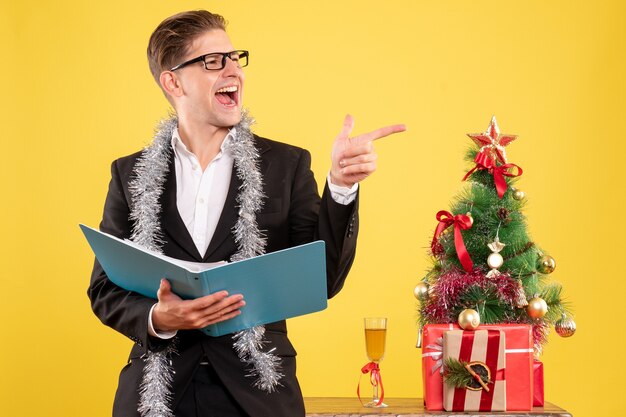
left=159, top=71, right=184, bottom=98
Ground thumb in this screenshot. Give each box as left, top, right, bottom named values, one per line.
left=336, top=114, right=354, bottom=140
left=157, top=278, right=172, bottom=300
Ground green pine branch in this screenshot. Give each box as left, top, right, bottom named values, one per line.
left=461, top=285, right=514, bottom=323
left=539, top=282, right=573, bottom=323
left=443, top=358, right=490, bottom=389
left=443, top=358, right=474, bottom=388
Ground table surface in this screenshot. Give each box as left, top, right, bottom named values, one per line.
left=304, top=398, right=572, bottom=417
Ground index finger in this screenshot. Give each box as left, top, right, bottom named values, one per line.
left=355, top=124, right=407, bottom=144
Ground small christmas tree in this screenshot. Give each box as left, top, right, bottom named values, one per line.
left=415, top=116, right=576, bottom=355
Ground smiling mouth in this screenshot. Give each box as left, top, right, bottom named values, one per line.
left=215, top=85, right=239, bottom=107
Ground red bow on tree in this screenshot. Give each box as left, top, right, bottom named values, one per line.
left=463, top=152, right=523, bottom=199
left=431, top=211, right=474, bottom=272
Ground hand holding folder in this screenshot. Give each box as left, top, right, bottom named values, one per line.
left=152, top=278, right=246, bottom=334
left=81, top=224, right=328, bottom=336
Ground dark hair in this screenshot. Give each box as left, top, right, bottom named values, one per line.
left=147, top=10, right=227, bottom=83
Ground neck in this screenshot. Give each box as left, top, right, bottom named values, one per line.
left=177, top=116, right=232, bottom=170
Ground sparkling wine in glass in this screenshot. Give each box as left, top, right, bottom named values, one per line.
left=364, top=317, right=387, bottom=408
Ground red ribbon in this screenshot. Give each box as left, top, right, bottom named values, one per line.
left=479, top=330, right=503, bottom=411
left=357, top=361, right=385, bottom=406
left=463, top=151, right=523, bottom=199
left=451, top=330, right=506, bottom=412
left=431, top=210, right=474, bottom=272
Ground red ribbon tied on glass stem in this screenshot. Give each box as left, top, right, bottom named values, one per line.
left=432, top=210, right=474, bottom=272
left=357, top=361, right=385, bottom=406
left=463, top=151, right=523, bottom=199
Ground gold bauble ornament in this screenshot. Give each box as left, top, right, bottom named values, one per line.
left=458, top=308, right=481, bottom=330
left=527, top=297, right=548, bottom=319
left=487, top=253, right=504, bottom=269
left=466, top=212, right=474, bottom=227
left=413, top=282, right=430, bottom=300
left=537, top=255, right=556, bottom=274
left=512, top=188, right=525, bottom=200
left=555, top=314, right=576, bottom=337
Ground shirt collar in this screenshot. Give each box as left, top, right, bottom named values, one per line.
left=171, top=127, right=236, bottom=159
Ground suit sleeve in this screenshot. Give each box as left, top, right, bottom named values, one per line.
left=287, top=149, right=359, bottom=299
left=87, top=159, right=165, bottom=351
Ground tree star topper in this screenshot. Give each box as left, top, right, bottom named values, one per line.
left=467, top=116, right=518, bottom=165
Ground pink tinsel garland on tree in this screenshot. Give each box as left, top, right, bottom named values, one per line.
left=422, top=269, right=520, bottom=323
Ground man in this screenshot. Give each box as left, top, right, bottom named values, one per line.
left=88, top=10, right=405, bottom=417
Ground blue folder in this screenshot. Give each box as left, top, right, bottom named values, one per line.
left=80, top=224, right=328, bottom=336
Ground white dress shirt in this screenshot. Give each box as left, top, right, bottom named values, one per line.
left=148, top=127, right=358, bottom=338
left=173, top=127, right=234, bottom=257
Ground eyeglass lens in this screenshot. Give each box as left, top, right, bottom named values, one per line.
left=204, top=51, right=248, bottom=70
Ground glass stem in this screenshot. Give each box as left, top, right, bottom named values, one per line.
left=372, top=363, right=379, bottom=400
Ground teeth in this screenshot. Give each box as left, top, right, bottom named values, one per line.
left=216, top=86, right=238, bottom=93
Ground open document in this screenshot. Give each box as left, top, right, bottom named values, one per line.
left=80, top=224, right=328, bottom=336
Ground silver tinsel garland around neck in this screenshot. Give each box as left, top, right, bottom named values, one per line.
left=128, top=111, right=282, bottom=417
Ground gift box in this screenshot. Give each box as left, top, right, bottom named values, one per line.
left=422, top=324, right=455, bottom=410
left=533, top=360, right=544, bottom=407
left=443, top=329, right=506, bottom=411
left=421, top=323, right=533, bottom=411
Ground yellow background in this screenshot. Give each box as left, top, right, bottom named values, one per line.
left=1, top=1, right=624, bottom=415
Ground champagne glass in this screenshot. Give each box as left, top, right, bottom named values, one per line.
left=363, top=317, right=388, bottom=408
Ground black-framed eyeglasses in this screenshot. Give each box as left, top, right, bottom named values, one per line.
left=170, top=50, right=249, bottom=72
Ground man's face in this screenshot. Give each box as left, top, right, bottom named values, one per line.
left=171, top=30, right=245, bottom=129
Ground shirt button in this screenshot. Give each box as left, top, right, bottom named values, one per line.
left=192, top=165, right=198, bottom=170
left=199, top=198, right=205, bottom=204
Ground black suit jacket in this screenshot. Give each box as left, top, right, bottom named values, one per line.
left=88, top=135, right=359, bottom=416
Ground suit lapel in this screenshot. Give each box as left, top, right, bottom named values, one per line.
left=161, top=158, right=204, bottom=261
left=202, top=165, right=240, bottom=261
